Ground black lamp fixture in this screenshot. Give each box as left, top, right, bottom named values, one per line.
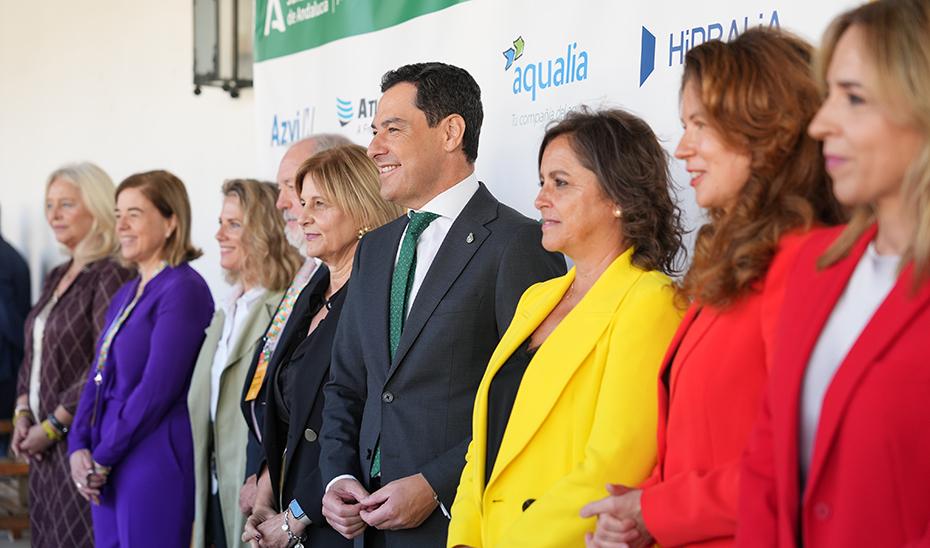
left=193, top=0, right=253, bottom=98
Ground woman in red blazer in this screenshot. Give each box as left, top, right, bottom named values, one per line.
left=581, top=29, right=844, bottom=547
left=737, top=1, right=930, bottom=546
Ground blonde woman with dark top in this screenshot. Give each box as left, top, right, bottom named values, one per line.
left=12, top=163, right=133, bottom=548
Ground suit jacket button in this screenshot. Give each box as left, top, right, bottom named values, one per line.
left=304, top=428, right=317, bottom=442
left=814, top=502, right=831, bottom=521
left=382, top=391, right=394, bottom=403
left=522, top=499, right=536, bottom=511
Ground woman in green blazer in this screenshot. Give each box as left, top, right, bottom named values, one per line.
left=189, top=180, right=302, bottom=548
left=448, top=108, right=685, bottom=547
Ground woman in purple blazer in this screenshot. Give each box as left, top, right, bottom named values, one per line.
left=68, top=170, right=214, bottom=548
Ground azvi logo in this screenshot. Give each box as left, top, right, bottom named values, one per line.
left=504, top=37, right=590, bottom=102
left=640, top=10, right=781, bottom=86
left=270, top=107, right=315, bottom=147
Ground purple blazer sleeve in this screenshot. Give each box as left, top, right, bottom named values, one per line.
left=91, top=271, right=213, bottom=467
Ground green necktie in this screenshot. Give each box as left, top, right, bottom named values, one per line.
left=371, top=210, right=439, bottom=478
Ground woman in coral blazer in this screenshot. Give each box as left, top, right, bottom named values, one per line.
left=737, top=2, right=930, bottom=546
left=581, top=29, right=843, bottom=548
left=448, top=108, right=684, bottom=548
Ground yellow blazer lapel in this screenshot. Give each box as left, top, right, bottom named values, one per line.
left=486, top=249, right=644, bottom=491
left=472, top=270, right=574, bottom=486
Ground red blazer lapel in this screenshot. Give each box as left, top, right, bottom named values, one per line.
left=805, top=259, right=930, bottom=495
left=654, top=304, right=699, bottom=477
left=770, top=226, right=874, bottom=523
left=667, top=306, right=717, bottom=401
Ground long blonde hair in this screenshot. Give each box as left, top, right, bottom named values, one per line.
left=46, top=162, right=120, bottom=263
left=221, top=179, right=302, bottom=292
left=816, top=0, right=930, bottom=285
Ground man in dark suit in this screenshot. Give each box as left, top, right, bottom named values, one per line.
left=238, top=133, right=350, bottom=517
left=0, top=232, right=30, bottom=453
left=319, top=62, right=565, bottom=547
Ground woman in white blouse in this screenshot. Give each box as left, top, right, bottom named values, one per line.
left=189, top=179, right=302, bottom=548
left=736, top=0, right=930, bottom=546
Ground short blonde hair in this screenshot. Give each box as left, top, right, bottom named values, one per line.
left=817, top=0, right=930, bottom=284
left=295, top=145, right=403, bottom=232
left=115, top=170, right=202, bottom=267
left=46, top=162, right=119, bottom=263
left=221, top=179, right=302, bottom=292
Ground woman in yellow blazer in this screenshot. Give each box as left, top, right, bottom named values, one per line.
left=448, top=108, right=685, bottom=548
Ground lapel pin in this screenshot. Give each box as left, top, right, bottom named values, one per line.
left=466, top=232, right=475, bottom=244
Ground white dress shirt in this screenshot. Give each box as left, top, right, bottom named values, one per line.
left=210, top=284, right=264, bottom=493
left=398, top=173, right=480, bottom=316
left=799, top=242, right=899, bottom=483
left=211, top=284, right=266, bottom=422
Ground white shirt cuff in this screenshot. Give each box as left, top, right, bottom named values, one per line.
left=325, top=474, right=358, bottom=493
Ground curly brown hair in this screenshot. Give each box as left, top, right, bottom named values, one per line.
left=679, top=28, right=846, bottom=308
left=539, top=107, right=685, bottom=276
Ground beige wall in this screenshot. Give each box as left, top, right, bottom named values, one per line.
left=0, top=0, right=259, bottom=302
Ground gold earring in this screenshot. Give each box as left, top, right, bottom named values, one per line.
left=613, top=208, right=622, bottom=218
left=357, top=226, right=371, bottom=240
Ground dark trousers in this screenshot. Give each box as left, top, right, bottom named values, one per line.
left=207, top=490, right=228, bottom=548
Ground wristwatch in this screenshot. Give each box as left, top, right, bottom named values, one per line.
left=288, top=498, right=313, bottom=526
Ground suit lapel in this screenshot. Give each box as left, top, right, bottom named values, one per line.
left=387, top=185, right=497, bottom=381
left=221, top=291, right=277, bottom=376
left=667, top=306, right=718, bottom=401
left=773, top=230, right=867, bottom=509
left=805, top=248, right=930, bottom=494
left=653, top=303, right=699, bottom=476
left=282, top=290, right=348, bottom=474
left=372, top=218, right=408, bottom=375
left=472, top=271, right=573, bottom=486
left=486, top=251, right=642, bottom=491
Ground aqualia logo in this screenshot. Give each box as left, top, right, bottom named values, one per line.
left=504, top=37, right=589, bottom=102
left=335, top=97, right=378, bottom=133
left=639, top=10, right=781, bottom=86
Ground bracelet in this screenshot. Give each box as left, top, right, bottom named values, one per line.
left=93, top=462, right=111, bottom=476
left=13, top=408, right=33, bottom=422
left=46, top=413, right=69, bottom=434
left=40, top=420, right=64, bottom=441
left=281, top=508, right=306, bottom=547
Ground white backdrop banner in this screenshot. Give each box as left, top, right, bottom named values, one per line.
left=253, top=0, right=857, bottom=228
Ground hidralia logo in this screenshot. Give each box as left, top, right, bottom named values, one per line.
left=270, top=107, right=315, bottom=147
left=504, top=37, right=589, bottom=102
left=335, top=97, right=378, bottom=133
left=639, top=10, right=781, bottom=86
